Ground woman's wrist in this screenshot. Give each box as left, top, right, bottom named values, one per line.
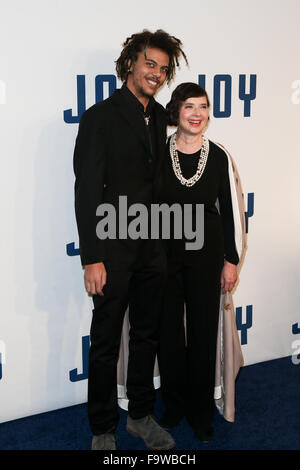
left=224, top=257, right=238, bottom=266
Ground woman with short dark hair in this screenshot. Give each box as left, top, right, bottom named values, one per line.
left=157, top=82, right=241, bottom=443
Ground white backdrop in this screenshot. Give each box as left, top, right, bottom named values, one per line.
left=1, top=0, right=300, bottom=424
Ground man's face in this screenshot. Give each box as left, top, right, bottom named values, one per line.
left=126, top=47, right=169, bottom=101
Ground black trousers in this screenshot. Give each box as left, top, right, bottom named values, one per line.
left=158, top=247, right=223, bottom=430
left=88, top=243, right=166, bottom=435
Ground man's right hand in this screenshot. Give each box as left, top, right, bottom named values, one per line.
left=84, top=262, right=107, bottom=296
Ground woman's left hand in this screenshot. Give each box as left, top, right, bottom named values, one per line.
left=220, top=260, right=238, bottom=293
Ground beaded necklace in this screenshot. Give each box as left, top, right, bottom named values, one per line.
left=169, top=132, right=209, bottom=187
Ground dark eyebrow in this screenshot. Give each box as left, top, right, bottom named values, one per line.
left=144, top=57, right=169, bottom=70
left=184, top=101, right=207, bottom=106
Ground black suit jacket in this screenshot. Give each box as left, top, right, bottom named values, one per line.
left=73, top=89, right=167, bottom=270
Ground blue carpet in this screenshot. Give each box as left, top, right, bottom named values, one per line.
left=0, top=356, right=299, bottom=450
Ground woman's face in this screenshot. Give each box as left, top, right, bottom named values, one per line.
left=178, top=96, right=209, bottom=136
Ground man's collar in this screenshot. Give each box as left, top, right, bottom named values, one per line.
left=120, top=83, right=155, bottom=116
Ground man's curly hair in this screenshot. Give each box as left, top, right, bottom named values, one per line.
left=115, top=29, right=188, bottom=84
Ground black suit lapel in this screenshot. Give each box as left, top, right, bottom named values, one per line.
left=153, top=103, right=167, bottom=177
left=110, top=90, right=151, bottom=154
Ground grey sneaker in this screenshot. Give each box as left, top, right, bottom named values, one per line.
left=126, top=414, right=175, bottom=450
left=91, top=433, right=116, bottom=450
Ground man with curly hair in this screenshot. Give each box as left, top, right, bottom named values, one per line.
left=73, top=29, right=187, bottom=450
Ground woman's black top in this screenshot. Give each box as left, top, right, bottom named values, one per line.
left=157, top=139, right=239, bottom=265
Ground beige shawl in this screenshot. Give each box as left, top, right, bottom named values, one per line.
left=117, top=144, right=247, bottom=422
left=213, top=143, right=247, bottom=422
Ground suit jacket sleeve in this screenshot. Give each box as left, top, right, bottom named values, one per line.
left=73, top=107, right=107, bottom=266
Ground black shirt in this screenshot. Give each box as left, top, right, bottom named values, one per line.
left=119, top=84, right=157, bottom=160
left=158, top=139, right=239, bottom=265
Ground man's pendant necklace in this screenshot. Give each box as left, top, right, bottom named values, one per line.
left=169, top=132, right=209, bottom=187
left=144, top=116, right=150, bottom=126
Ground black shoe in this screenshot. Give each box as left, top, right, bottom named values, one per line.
left=194, top=426, right=214, bottom=443
left=160, top=412, right=183, bottom=430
